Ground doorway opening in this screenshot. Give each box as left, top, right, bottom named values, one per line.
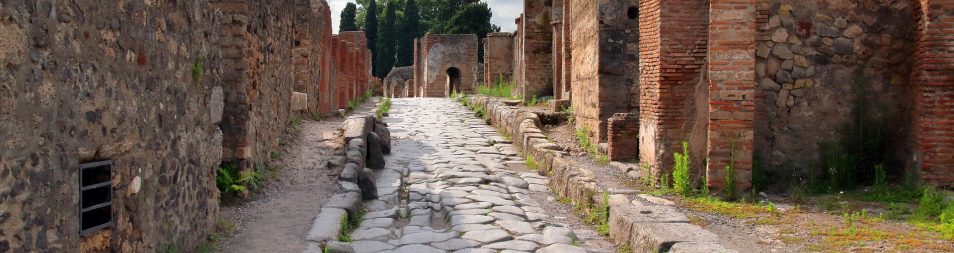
left=446, top=67, right=461, bottom=96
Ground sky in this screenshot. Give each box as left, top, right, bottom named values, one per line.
left=328, top=0, right=521, bottom=34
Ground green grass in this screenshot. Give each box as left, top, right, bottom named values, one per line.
left=216, top=163, right=261, bottom=196
left=673, top=142, right=691, bottom=196
left=376, top=97, right=392, bottom=119
left=563, top=105, right=575, bottom=125
left=575, top=127, right=609, bottom=165
left=526, top=95, right=539, bottom=107
left=476, top=75, right=519, bottom=99
left=526, top=155, right=538, bottom=170
left=191, top=58, right=205, bottom=85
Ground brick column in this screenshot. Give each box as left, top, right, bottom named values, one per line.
left=521, top=0, right=554, bottom=99
left=913, top=0, right=954, bottom=187
left=638, top=0, right=709, bottom=180
left=608, top=113, right=640, bottom=161
left=707, top=0, right=756, bottom=192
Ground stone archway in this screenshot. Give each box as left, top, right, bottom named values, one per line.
left=446, top=67, right=462, bottom=96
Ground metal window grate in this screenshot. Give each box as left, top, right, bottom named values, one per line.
left=80, top=160, right=113, bottom=236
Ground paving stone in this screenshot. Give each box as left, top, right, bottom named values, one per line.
left=448, top=208, right=492, bottom=216
left=442, top=197, right=474, bottom=206
left=466, top=195, right=517, bottom=206
left=452, top=224, right=499, bottom=233
left=455, top=202, right=493, bottom=210
left=480, top=240, right=539, bottom=251
left=399, top=231, right=457, bottom=245
left=305, top=208, right=347, bottom=242
left=352, top=241, right=396, bottom=253
left=351, top=227, right=394, bottom=241
left=452, top=249, right=495, bottom=253
left=461, top=229, right=513, bottom=243
left=489, top=212, right=525, bottom=221
left=536, top=244, right=586, bottom=253
left=393, top=244, right=445, bottom=253
left=359, top=218, right=395, bottom=228
left=477, top=184, right=509, bottom=194
left=668, top=242, right=739, bottom=253
left=450, top=215, right=495, bottom=226
left=492, top=206, right=526, bottom=217
left=325, top=241, right=355, bottom=253
left=528, top=184, right=549, bottom=192
left=514, top=234, right=543, bottom=244
left=431, top=238, right=482, bottom=251
left=500, top=176, right=529, bottom=189
left=471, top=189, right=512, bottom=199
left=495, top=220, right=535, bottom=235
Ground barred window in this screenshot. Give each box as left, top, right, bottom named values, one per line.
left=80, top=160, right=113, bottom=236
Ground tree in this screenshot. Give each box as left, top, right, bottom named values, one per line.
left=375, top=1, right=398, bottom=77
left=365, top=0, right=379, bottom=75
left=396, top=0, right=420, bottom=66
left=443, top=2, right=499, bottom=62
left=339, top=3, right=359, bottom=32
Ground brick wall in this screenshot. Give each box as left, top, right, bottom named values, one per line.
left=413, top=38, right=422, bottom=97
left=638, top=0, right=709, bottom=180
left=609, top=113, right=641, bottom=161
left=707, top=0, right=756, bottom=191
left=317, top=1, right=335, bottom=113
left=913, top=0, right=954, bottom=187
left=551, top=0, right=565, bottom=99
left=484, top=33, right=515, bottom=86
left=419, top=34, right=479, bottom=97
left=560, top=0, right=573, bottom=100
left=513, top=16, right=526, bottom=93
left=520, top=0, right=554, bottom=99
left=339, top=31, right=372, bottom=99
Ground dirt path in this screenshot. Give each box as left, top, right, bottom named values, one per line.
left=219, top=102, right=377, bottom=253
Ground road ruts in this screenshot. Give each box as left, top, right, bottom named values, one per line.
left=348, top=98, right=614, bottom=253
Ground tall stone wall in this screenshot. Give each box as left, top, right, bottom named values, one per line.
left=559, top=0, right=574, bottom=101
left=316, top=1, right=335, bottom=113
left=638, top=0, right=710, bottom=181
left=0, top=0, right=225, bottom=251
left=551, top=0, right=566, bottom=99
left=513, top=16, right=527, bottom=94
left=418, top=34, right=479, bottom=97
left=912, top=0, right=954, bottom=187
left=568, top=0, right=641, bottom=145
left=216, top=0, right=297, bottom=175
left=753, top=1, right=918, bottom=188
left=413, top=38, right=422, bottom=97
left=484, top=33, right=515, bottom=86
left=520, top=0, right=554, bottom=99
left=339, top=31, right=372, bottom=98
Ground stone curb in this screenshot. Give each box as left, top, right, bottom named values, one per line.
left=464, top=96, right=738, bottom=253
left=304, top=114, right=392, bottom=253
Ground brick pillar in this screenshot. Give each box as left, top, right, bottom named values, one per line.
left=913, top=0, right=954, bottom=187
left=412, top=38, right=420, bottom=97
left=707, top=0, right=756, bottom=192
left=521, top=0, right=554, bottom=99
left=561, top=0, right=572, bottom=100
left=638, top=0, right=709, bottom=180
left=608, top=113, right=640, bottom=161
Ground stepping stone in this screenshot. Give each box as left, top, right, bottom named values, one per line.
left=466, top=195, right=516, bottom=206
left=492, top=206, right=526, bottom=217
left=450, top=215, right=495, bottom=226
left=393, top=244, right=444, bottom=253
left=461, top=229, right=513, bottom=244
left=452, top=224, right=499, bottom=233
left=359, top=218, right=395, bottom=228
left=352, top=241, right=395, bottom=253
left=496, top=220, right=536, bottom=235
left=351, top=227, right=393, bottom=241
left=537, top=244, right=586, bottom=253
left=432, top=238, right=482, bottom=251
left=399, top=231, right=457, bottom=245
left=481, top=240, right=539, bottom=251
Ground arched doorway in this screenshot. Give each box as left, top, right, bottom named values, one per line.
left=446, top=67, right=461, bottom=96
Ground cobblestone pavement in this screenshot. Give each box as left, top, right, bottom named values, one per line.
left=349, top=98, right=614, bottom=253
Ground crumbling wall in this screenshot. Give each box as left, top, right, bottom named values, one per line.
left=0, top=0, right=224, bottom=251
left=420, top=34, right=479, bottom=97
left=569, top=0, right=641, bottom=145
left=384, top=67, right=413, bottom=98
left=754, top=1, right=917, bottom=188
left=484, top=33, right=515, bottom=86
left=316, top=1, right=335, bottom=113
left=339, top=31, right=371, bottom=98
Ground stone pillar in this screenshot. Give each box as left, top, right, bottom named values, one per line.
left=551, top=0, right=565, bottom=99
left=638, top=0, right=709, bottom=180
left=561, top=0, right=573, bottom=100
left=913, top=0, right=954, bottom=187
left=521, top=0, right=554, bottom=100
left=706, top=0, right=756, bottom=192
left=608, top=113, right=640, bottom=161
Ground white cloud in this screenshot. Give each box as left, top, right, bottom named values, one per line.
left=329, top=0, right=521, bottom=34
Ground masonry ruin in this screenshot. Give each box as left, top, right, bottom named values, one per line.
left=495, top=0, right=954, bottom=192
left=0, top=0, right=371, bottom=251
left=384, top=66, right=413, bottom=98
left=411, top=34, right=480, bottom=97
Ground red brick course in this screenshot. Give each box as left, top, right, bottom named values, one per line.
left=914, top=0, right=954, bottom=187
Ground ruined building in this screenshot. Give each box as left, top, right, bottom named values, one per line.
left=494, top=0, right=954, bottom=191
left=412, top=34, right=480, bottom=97
left=0, top=0, right=371, bottom=251
left=384, top=67, right=414, bottom=98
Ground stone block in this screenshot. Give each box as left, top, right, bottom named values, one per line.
left=292, top=92, right=309, bottom=111
left=306, top=208, right=348, bottom=243
left=630, top=222, right=719, bottom=253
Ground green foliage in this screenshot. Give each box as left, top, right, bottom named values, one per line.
left=575, top=127, right=608, bottom=165
left=396, top=0, right=421, bottom=66
left=374, top=2, right=398, bottom=78
left=597, top=191, right=611, bottom=236
left=673, top=142, right=692, bottom=196
left=476, top=75, right=518, bottom=99
left=365, top=0, right=379, bottom=74
left=526, top=95, right=539, bottom=107
left=339, top=214, right=352, bottom=242
left=563, top=105, right=575, bottom=125
left=191, top=58, right=205, bottom=85
left=526, top=155, right=538, bottom=170
left=941, top=204, right=954, bottom=226
left=339, top=3, right=359, bottom=32
left=915, top=187, right=946, bottom=219
left=438, top=2, right=500, bottom=62
left=725, top=141, right=737, bottom=199
left=376, top=97, right=392, bottom=119
left=310, top=112, right=323, bottom=122
left=216, top=163, right=263, bottom=196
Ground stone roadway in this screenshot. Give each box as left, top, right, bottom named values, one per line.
left=350, top=98, right=612, bottom=253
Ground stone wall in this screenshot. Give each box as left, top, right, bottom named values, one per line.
left=0, top=0, right=225, bottom=251
left=484, top=33, right=515, bottom=86
left=559, top=0, right=573, bottom=100
left=316, top=1, right=336, bottom=113
left=568, top=0, right=641, bottom=145
left=339, top=31, right=372, bottom=99
left=754, top=1, right=918, bottom=187
left=384, top=67, right=413, bottom=98
left=513, top=17, right=527, bottom=94
left=913, top=0, right=954, bottom=187
left=415, top=34, right=479, bottom=97
left=519, top=0, right=554, bottom=99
